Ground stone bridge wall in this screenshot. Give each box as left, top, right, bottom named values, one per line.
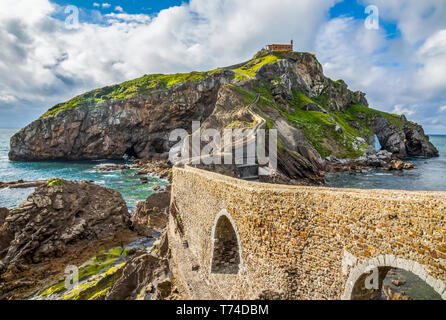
left=168, top=165, right=446, bottom=300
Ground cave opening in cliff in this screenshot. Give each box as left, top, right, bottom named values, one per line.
left=124, top=145, right=138, bottom=159
left=211, top=215, right=240, bottom=274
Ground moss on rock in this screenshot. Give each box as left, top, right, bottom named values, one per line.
left=231, top=54, right=279, bottom=79
left=36, top=245, right=130, bottom=300
left=47, top=178, right=64, bottom=188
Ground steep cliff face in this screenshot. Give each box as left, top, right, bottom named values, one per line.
left=9, top=50, right=438, bottom=183
left=9, top=75, right=227, bottom=161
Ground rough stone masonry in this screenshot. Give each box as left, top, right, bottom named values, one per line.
left=168, top=164, right=446, bottom=300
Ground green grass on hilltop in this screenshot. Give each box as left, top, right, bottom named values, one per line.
left=231, top=54, right=279, bottom=80
left=229, top=84, right=256, bottom=106
left=39, top=50, right=283, bottom=120
left=40, top=70, right=219, bottom=119
left=345, top=104, right=405, bottom=129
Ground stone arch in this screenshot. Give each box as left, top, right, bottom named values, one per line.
left=342, top=255, right=445, bottom=300
left=210, top=209, right=242, bottom=274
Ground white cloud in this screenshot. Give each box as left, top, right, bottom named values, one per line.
left=315, top=3, right=446, bottom=133
left=0, top=0, right=336, bottom=127
left=0, top=94, right=17, bottom=103
left=440, top=106, right=446, bottom=112
left=105, top=13, right=151, bottom=24
left=0, top=0, right=446, bottom=133
left=102, top=3, right=111, bottom=9
left=392, top=105, right=415, bottom=116
left=361, top=0, right=446, bottom=45
left=416, top=29, right=446, bottom=93
left=115, top=6, right=124, bottom=13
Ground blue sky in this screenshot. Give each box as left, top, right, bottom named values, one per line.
left=330, top=1, right=400, bottom=39
left=52, top=0, right=187, bottom=14
left=1, top=0, right=446, bottom=133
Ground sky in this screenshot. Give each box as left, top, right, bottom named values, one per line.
left=1, top=1, right=446, bottom=134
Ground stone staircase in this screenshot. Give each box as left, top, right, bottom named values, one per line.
left=233, top=93, right=261, bottom=181
left=235, top=164, right=259, bottom=181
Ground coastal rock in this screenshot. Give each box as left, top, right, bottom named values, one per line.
left=0, top=179, right=131, bottom=274
left=104, top=252, right=171, bottom=300
left=404, top=121, right=439, bottom=157
left=391, top=279, right=406, bottom=287
left=273, top=118, right=324, bottom=184
left=300, top=103, right=326, bottom=113
left=0, top=208, right=8, bottom=225
left=95, top=164, right=131, bottom=172
left=9, top=83, right=221, bottom=162
left=131, top=186, right=171, bottom=236
left=140, top=177, right=148, bottom=184
left=0, top=180, right=46, bottom=189
left=325, top=150, right=416, bottom=172
left=133, top=159, right=172, bottom=180
left=0, top=208, right=12, bottom=260
left=403, top=162, right=414, bottom=170
left=391, top=160, right=404, bottom=170
left=373, top=117, right=407, bottom=157
left=382, top=284, right=412, bottom=300
left=373, top=116, right=438, bottom=158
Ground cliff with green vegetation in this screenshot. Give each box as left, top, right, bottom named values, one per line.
left=9, top=50, right=438, bottom=184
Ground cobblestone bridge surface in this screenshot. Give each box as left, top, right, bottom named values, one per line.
left=168, top=165, right=446, bottom=300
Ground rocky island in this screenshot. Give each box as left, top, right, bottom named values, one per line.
left=2, top=49, right=443, bottom=301
left=8, top=50, right=438, bottom=185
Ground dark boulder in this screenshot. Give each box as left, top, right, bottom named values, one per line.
left=373, top=116, right=438, bottom=158
left=104, top=252, right=171, bottom=300
left=0, top=179, right=131, bottom=274
left=300, top=103, right=326, bottom=113
left=131, top=186, right=171, bottom=236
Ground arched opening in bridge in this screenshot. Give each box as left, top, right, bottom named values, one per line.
left=211, top=215, right=240, bottom=274
left=351, top=267, right=442, bottom=300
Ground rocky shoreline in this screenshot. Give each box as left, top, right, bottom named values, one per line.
left=94, top=158, right=172, bottom=183
left=0, top=180, right=47, bottom=190
left=325, top=150, right=415, bottom=174
left=0, top=178, right=178, bottom=300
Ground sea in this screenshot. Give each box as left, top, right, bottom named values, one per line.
left=0, top=128, right=168, bottom=211
left=325, top=135, right=446, bottom=191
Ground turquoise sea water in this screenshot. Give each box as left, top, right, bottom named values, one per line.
left=0, top=128, right=168, bottom=210
left=325, top=135, right=446, bottom=191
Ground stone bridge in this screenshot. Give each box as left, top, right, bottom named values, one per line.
left=168, top=164, right=446, bottom=300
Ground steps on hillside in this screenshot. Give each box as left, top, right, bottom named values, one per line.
left=235, top=164, right=259, bottom=181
